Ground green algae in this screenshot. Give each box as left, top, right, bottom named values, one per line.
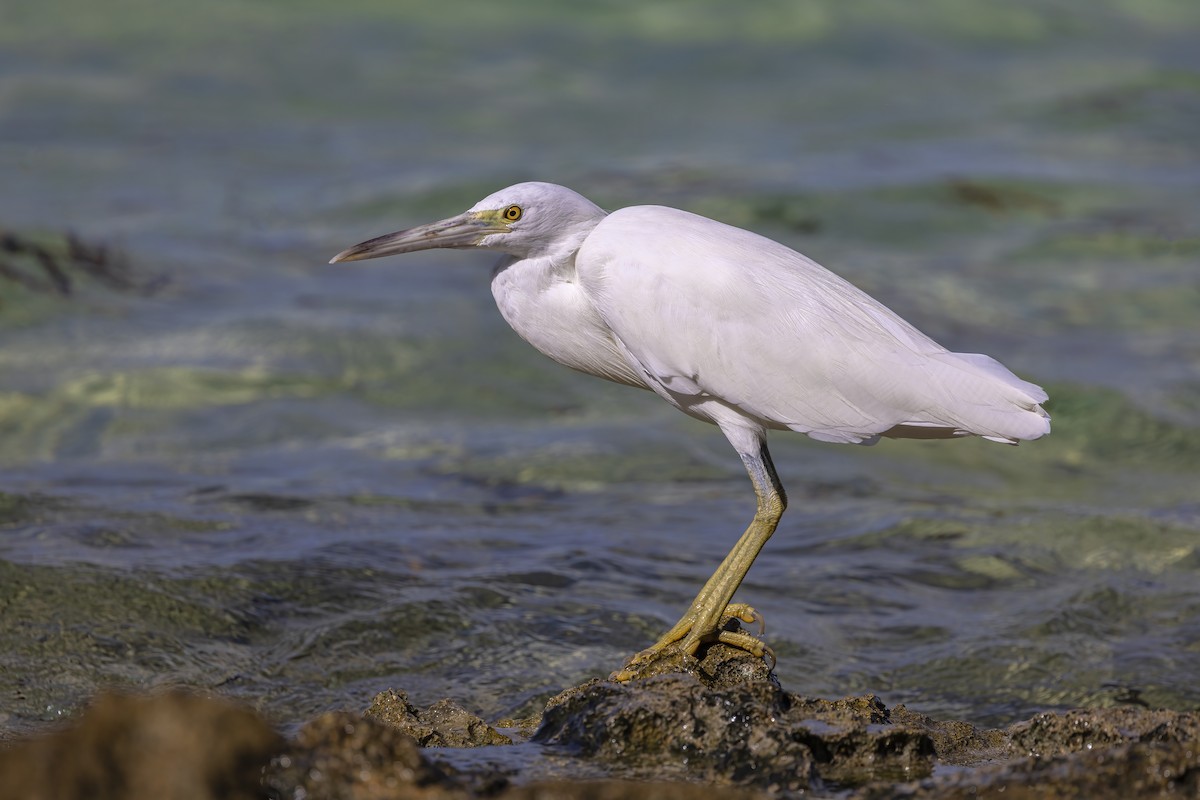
left=0, top=559, right=257, bottom=730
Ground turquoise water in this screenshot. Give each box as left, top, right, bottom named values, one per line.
left=1, top=1, right=1198, bottom=737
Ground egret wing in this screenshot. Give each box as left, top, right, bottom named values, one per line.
left=576, top=206, right=1048, bottom=444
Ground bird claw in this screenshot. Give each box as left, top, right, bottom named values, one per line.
left=612, top=604, right=773, bottom=682
left=722, top=602, right=765, bottom=635
left=715, top=629, right=777, bottom=673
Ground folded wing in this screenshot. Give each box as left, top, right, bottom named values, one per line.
left=577, top=206, right=1049, bottom=445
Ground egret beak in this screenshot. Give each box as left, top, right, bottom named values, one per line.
left=329, top=211, right=507, bottom=263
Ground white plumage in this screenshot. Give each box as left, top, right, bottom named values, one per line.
left=331, top=181, right=1050, bottom=679
left=575, top=203, right=1048, bottom=445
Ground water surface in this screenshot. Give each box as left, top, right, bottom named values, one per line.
left=1, top=1, right=1198, bottom=738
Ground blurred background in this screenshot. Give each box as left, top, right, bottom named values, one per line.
left=1, top=0, right=1198, bottom=738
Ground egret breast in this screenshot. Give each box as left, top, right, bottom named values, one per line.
left=491, top=256, right=648, bottom=389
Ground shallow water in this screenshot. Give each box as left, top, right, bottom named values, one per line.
left=1, top=1, right=1198, bottom=739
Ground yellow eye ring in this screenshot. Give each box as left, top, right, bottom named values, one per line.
left=503, top=205, right=522, bottom=222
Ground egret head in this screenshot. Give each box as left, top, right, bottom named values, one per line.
left=330, top=182, right=607, bottom=263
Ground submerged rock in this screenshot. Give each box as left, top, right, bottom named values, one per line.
left=0, top=227, right=156, bottom=298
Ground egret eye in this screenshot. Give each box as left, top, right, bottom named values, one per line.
left=503, top=205, right=523, bottom=222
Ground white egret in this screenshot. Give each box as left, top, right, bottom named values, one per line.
left=331, top=181, right=1050, bottom=681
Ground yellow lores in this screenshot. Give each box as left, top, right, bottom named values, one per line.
left=332, top=182, right=1049, bottom=681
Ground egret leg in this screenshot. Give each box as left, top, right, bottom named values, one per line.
left=614, top=437, right=786, bottom=681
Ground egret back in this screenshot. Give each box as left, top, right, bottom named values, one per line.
left=576, top=205, right=1049, bottom=445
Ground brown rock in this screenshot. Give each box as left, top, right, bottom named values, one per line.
left=263, top=711, right=491, bottom=800
left=853, top=707, right=1200, bottom=799
left=0, top=690, right=283, bottom=800
left=501, top=780, right=769, bottom=799
left=1005, top=706, right=1200, bottom=758
left=535, top=660, right=934, bottom=793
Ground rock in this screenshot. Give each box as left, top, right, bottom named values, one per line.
left=365, top=689, right=513, bottom=747
left=0, top=690, right=283, bottom=800
left=888, top=704, right=1009, bottom=765
left=262, top=711, right=500, bottom=800
left=535, top=648, right=935, bottom=793
left=853, top=707, right=1200, bottom=799
left=490, top=714, right=544, bottom=742
left=536, top=673, right=818, bottom=793
left=1005, top=706, right=1200, bottom=758
left=608, top=633, right=780, bottom=687
left=500, top=780, right=770, bottom=799
left=4, top=655, right=1199, bottom=800
left=854, top=738, right=1200, bottom=800
left=265, top=712, right=767, bottom=800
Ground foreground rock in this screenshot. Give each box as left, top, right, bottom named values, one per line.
left=262, top=711, right=495, bottom=799
left=265, top=711, right=765, bottom=800
left=2, top=647, right=1198, bottom=798
left=0, top=690, right=282, bottom=800
left=352, top=644, right=1200, bottom=797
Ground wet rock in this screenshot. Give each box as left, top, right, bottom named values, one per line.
left=535, top=646, right=934, bottom=793
left=4, top=664, right=1199, bottom=799
left=786, top=701, right=934, bottom=787
left=536, top=673, right=818, bottom=793
left=853, top=707, right=1200, bottom=799
left=263, top=711, right=500, bottom=800
left=265, top=713, right=765, bottom=800
left=491, top=714, right=544, bottom=743
left=365, top=688, right=513, bottom=747
left=0, top=690, right=283, bottom=800
left=1004, top=706, right=1200, bottom=758
left=888, top=704, right=1009, bottom=765
left=855, top=738, right=1200, bottom=800
left=500, top=781, right=769, bottom=799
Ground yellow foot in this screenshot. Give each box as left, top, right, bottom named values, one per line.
left=723, top=603, right=765, bottom=635
left=611, top=605, right=773, bottom=682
